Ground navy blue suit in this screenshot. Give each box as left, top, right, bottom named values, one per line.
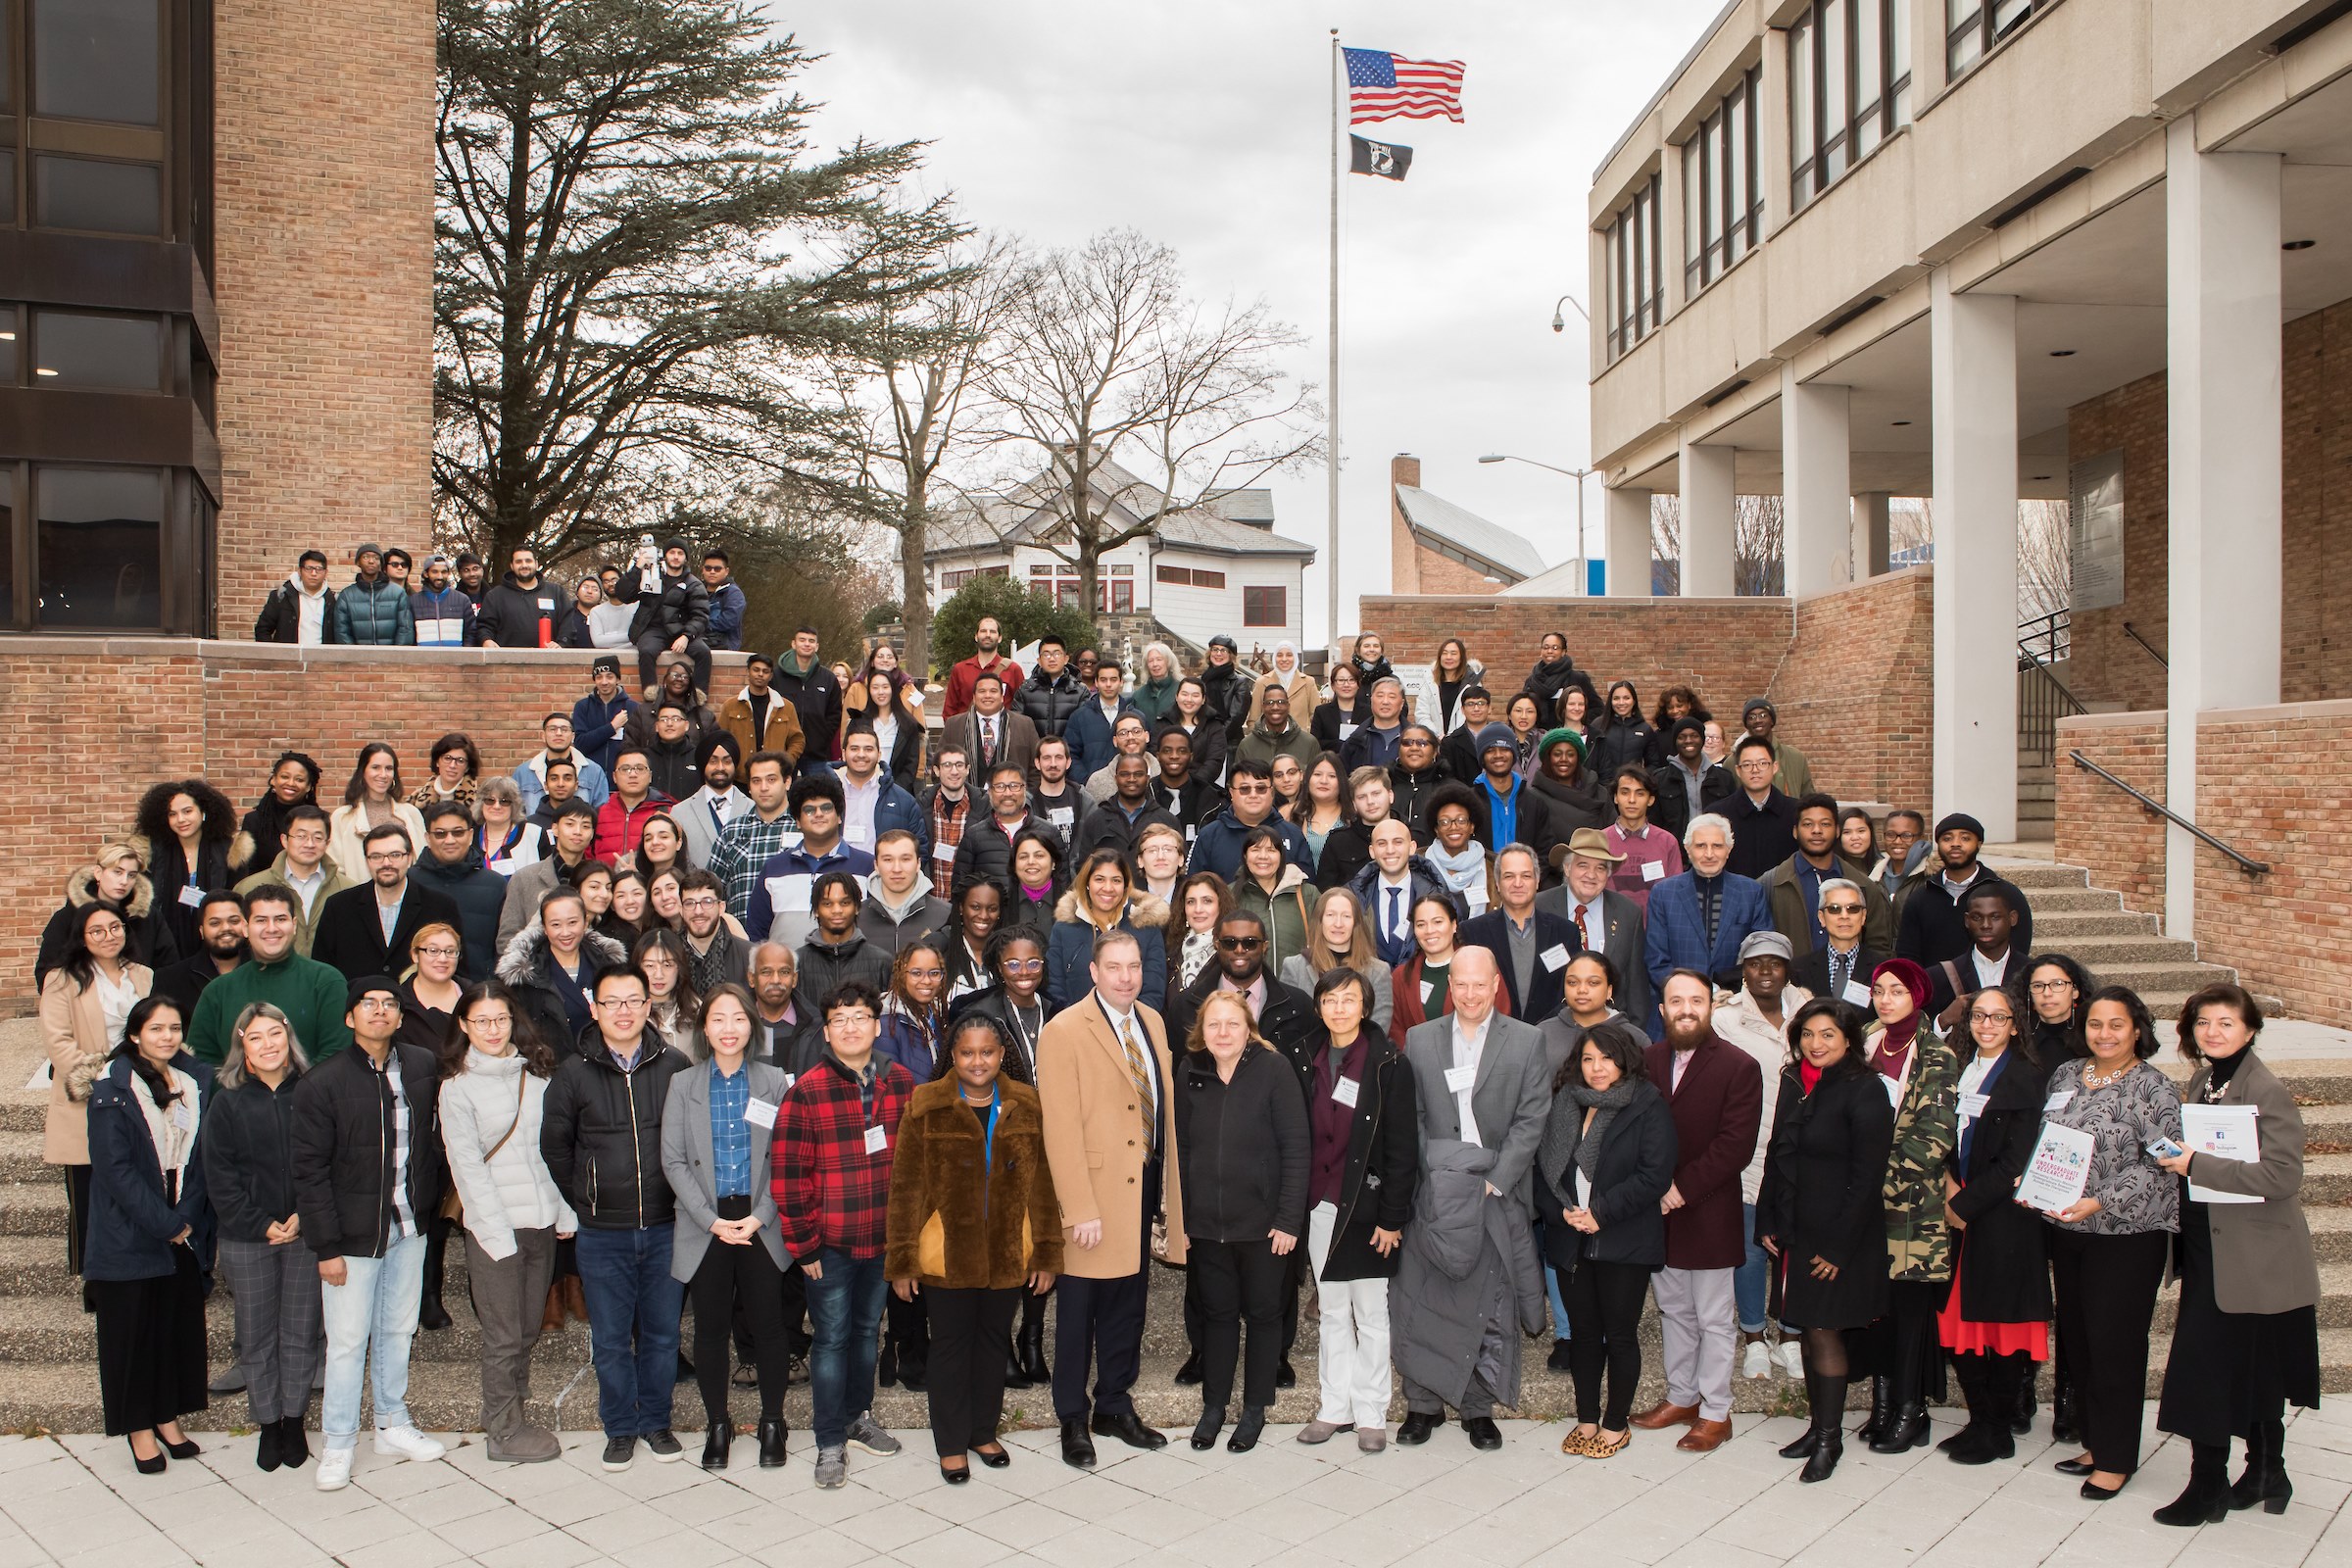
left=1642, top=870, right=1773, bottom=1034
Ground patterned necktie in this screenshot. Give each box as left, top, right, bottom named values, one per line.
left=1574, top=904, right=1590, bottom=949
left=980, top=719, right=997, bottom=769
left=1118, top=1016, right=1155, bottom=1147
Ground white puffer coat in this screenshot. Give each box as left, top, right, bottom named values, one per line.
left=439, top=1049, right=575, bottom=1259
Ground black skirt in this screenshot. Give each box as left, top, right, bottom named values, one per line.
left=2157, top=1200, right=2321, bottom=1444
left=91, top=1246, right=210, bottom=1436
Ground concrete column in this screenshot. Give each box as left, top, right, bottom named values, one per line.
left=1929, top=270, right=2019, bottom=840
left=1783, top=369, right=1852, bottom=597
left=1678, top=436, right=1736, bottom=597
left=1605, top=487, right=1653, bottom=597
left=2165, top=119, right=2282, bottom=939
left=1855, top=493, right=1892, bottom=578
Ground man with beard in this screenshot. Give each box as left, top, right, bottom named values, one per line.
left=1892, top=812, right=2034, bottom=965
left=942, top=613, right=1026, bottom=719
left=311, top=825, right=466, bottom=984
left=772, top=627, right=843, bottom=776
left=1149, top=728, right=1222, bottom=843
left=151, top=891, right=247, bottom=1016
left=676, top=868, right=749, bottom=992
left=675, top=733, right=751, bottom=869
left=474, top=543, right=564, bottom=650
left=1630, top=972, right=1762, bottom=1455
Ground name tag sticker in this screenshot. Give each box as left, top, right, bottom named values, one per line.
left=769, top=876, right=812, bottom=913
left=1050, top=808, right=1075, bottom=829
left=1842, top=980, right=1872, bottom=1008
left=931, top=841, right=955, bottom=861
left=177, top=884, right=206, bottom=907
left=1641, top=859, right=1666, bottom=883
left=1420, top=980, right=1435, bottom=1004
left=780, top=1073, right=796, bottom=1090
left=1958, top=1092, right=1989, bottom=1120
left=845, top=826, right=873, bottom=850
left=2045, top=1091, right=2076, bottom=1113
left=1444, top=1065, right=1477, bottom=1094
left=487, top=858, right=515, bottom=876
left=863, top=1125, right=889, bottom=1155
left=172, top=1103, right=197, bottom=1134
left=744, top=1098, right=779, bottom=1130
left=1332, top=1076, right=1360, bottom=1108
left=1540, top=944, right=1570, bottom=972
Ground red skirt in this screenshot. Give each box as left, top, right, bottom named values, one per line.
left=1936, top=1253, right=2047, bottom=1357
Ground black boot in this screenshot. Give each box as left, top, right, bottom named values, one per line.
left=1227, top=1406, right=1266, bottom=1453
left=1015, top=1311, right=1051, bottom=1389
left=1191, top=1406, right=1226, bottom=1451
left=2050, top=1358, right=2078, bottom=1446
left=2230, top=1419, right=2290, bottom=1514
left=757, top=1417, right=788, bottom=1469
left=277, top=1415, right=310, bottom=1468
left=2154, top=1443, right=2231, bottom=1527
left=1801, top=1376, right=1847, bottom=1483
left=417, top=1221, right=453, bottom=1331
left=878, top=1335, right=899, bottom=1389
left=1780, top=1372, right=1822, bottom=1459
left=1873, top=1399, right=1930, bottom=1455
left=1938, top=1355, right=1989, bottom=1459
left=1854, top=1374, right=1891, bottom=1442
left=702, top=1419, right=732, bottom=1470
left=1174, top=1350, right=1204, bottom=1386
left=2010, top=1354, right=2037, bottom=1436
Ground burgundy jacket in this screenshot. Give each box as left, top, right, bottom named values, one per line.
left=1642, top=1033, right=1764, bottom=1271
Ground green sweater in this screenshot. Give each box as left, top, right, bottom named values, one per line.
left=187, top=954, right=356, bottom=1066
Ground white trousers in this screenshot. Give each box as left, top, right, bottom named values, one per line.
left=1306, top=1202, right=1393, bottom=1430
left=1653, top=1265, right=1736, bottom=1421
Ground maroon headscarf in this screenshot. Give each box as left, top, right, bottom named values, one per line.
left=1868, top=957, right=1931, bottom=1078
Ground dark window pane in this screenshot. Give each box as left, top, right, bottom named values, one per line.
left=36, top=466, right=163, bottom=629
left=32, top=0, right=159, bottom=125
left=0, top=151, right=14, bottom=223
left=33, top=311, right=161, bottom=390
left=34, top=156, right=161, bottom=235
left=0, top=470, right=14, bottom=623
left=0, top=312, right=15, bottom=382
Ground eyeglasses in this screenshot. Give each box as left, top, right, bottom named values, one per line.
left=1000, top=957, right=1046, bottom=973
left=1216, top=935, right=1265, bottom=951
left=366, top=851, right=410, bottom=863
left=599, top=996, right=649, bottom=1010
left=1819, top=904, right=1865, bottom=915
left=2029, top=979, right=2076, bottom=995
left=354, top=996, right=400, bottom=1010
left=416, top=946, right=461, bottom=960
left=681, top=897, right=719, bottom=911
left=1399, top=737, right=1432, bottom=747
left=1233, top=782, right=1269, bottom=795
left=905, top=966, right=945, bottom=981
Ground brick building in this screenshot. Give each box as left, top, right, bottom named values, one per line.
left=1387, top=454, right=1544, bottom=595
left=0, top=0, right=434, bottom=636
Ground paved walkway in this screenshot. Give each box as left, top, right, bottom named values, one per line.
left=2, top=1402, right=2344, bottom=1568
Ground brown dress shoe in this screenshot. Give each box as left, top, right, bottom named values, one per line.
left=1630, top=1400, right=1700, bottom=1430
left=1677, top=1418, right=1733, bottom=1452
left=541, top=1283, right=567, bottom=1335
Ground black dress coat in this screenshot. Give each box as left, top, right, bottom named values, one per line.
left=1944, top=1047, right=2056, bottom=1324
left=1278, top=1025, right=1420, bottom=1281
left=1755, top=1057, right=1895, bottom=1329
left=1533, top=1078, right=1677, bottom=1271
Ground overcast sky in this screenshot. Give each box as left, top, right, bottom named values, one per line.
left=773, top=1, right=1726, bottom=644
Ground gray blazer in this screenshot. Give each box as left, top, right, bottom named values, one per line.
left=1534, top=885, right=1648, bottom=1027
left=1400, top=1011, right=1552, bottom=1208
left=2181, top=1052, right=2321, bottom=1316
left=662, top=1058, right=793, bottom=1279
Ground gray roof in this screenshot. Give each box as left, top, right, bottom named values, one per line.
left=1395, top=485, right=1546, bottom=581
left=1158, top=508, right=1314, bottom=560
left=925, top=457, right=1308, bottom=562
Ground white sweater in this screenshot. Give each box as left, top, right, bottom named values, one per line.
left=440, top=1051, right=575, bottom=1260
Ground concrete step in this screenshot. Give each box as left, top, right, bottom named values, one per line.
left=0, top=1129, right=46, bottom=1185
left=2034, top=934, right=2203, bottom=966
left=2066, top=960, right=2241, bottom=996
left=2029, top=909, right=2163, bottom=938
left=0, top=1179, right=67, bottom=1237
left=2302, top=1153, right=2352, bottom=1207
left=2312, top=1208, right=2352, bottom=1261
left=1989, top=861, right=2090, bottom=891
left=2018, top=888, right=2126, bottom=913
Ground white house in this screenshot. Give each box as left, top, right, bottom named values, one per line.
left=922, top=456, right=1315, bottom=656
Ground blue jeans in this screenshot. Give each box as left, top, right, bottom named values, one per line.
left=1536, top=1216, right=1572, bottom=1340
left=574, top=1224, right=684, bottom=1438
left=320, top=1231, right=425, bottom=1450
left=804, top=1249, right=886, bottom=1449
left=1735, top=1200, right=1769, bottom=1335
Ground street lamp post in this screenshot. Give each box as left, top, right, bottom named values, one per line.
left=1480, top=453, right=1596, bottom=595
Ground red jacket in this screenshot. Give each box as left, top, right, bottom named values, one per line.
left=593, top=791, right=673, bottom=860
left=1642, top=1033, right=1763, bottom=1271
left=940, top=655, right=1024, bottom=719
left=773, top=1054, right=915, bottom=1260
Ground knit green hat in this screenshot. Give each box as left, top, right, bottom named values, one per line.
left=1539, top=726, right=1587, bottom=762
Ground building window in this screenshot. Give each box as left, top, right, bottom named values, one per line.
left=940, top=564, right=1006, bottom=591
left=1946, top=0, right=2056, bottom=78
left=1155, top=564, right=1226, bottom=589
left=1243, top=586, right=1285, bottom=627
left=1603, top=172, right=1663, bottom=362
left=1790, top=0, right=1912, bottom=212
left=32, top=0, right=162, bottom=125
left=13, top=0, right=172, bottom=238
left=35, top=465, right=165, bottom=629
left=1682, top=65, right=1763, bottom=299
left=31, top=310, right=163, bottom=390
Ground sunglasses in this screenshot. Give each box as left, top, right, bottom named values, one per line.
left=1819, top=903, right=1865, bottom=915
left=1216, top=935, right=1265, bottom=951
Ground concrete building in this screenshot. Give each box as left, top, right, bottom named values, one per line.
left=1587, top=0, right=2352, bottom=952
left=0, top=0, right=434, bottom=635
left=923, top=455, right=1315, bottom=655
left=1388, top=454, right=1546, bottom=594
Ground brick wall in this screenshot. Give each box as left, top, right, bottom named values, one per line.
left=2067, top=302, right=2352, bottom=712
left=1359, top=569, right=1936, bottom=808
left=211, top=0, right=437, bottom=629
left=1765, top=569, right=1935, bottom=808
left=2053, top=711, right=2168, bottom=919
left=1, top=640, right=750, bottom=995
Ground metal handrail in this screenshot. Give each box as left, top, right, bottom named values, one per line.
left=2067, top=751, right=2271, bottom=875
left=2121, top=622, right=2169, bottom=669
left=2017, top=653, right=2089, bottom=716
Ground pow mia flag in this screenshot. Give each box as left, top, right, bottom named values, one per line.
left=1348, top=133, right=1413, bottom=181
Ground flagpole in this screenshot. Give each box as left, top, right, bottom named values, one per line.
left=1326, top=27, right=1343, bottom=662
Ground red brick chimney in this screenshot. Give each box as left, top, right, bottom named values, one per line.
left=1391, top=454, right=1422, bottom=593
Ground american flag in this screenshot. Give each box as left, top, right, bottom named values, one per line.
left=1344, top=47, right=1465, bottom=125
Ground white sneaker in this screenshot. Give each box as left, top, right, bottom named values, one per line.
left=1777, top=1340, right=1803, bottom=1379
left=373, top=1425, right=446, bottom=1463
left=315, top=1447, right=354, bottom=1492
left=1741, top=1340, right=1770, bottom=1380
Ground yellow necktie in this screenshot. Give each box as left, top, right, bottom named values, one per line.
left=1119, top=1017, right=1155, bottom=1146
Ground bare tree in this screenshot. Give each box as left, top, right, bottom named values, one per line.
left=2017, top=499, right=2071, bottom=621
left=1647, top=494, right=1784, bottom=594
left=984, top=228, right=1320, bottom=615
left=832, top=232, right=1024, bottom=679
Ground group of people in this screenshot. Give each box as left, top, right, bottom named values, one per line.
left=34, top=615, right=2321, bottom=1528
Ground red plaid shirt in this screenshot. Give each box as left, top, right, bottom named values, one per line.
left=927, top=789, right=973, bottom=903
left=772, top=1054, right=915, bottom=1261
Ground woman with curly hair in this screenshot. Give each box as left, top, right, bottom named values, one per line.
left=229, top=751, right=320, bottom=877
left=1645, top=687, right=1711, bottom=768
left=876, top=942, right=953, bottom=1081
left=132, top=779, right=238, bottom=956
left=1168, top=871, right=1235, bottom=993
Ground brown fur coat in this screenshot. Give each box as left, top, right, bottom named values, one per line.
left=884, top=1077, right=1065, bottom=1290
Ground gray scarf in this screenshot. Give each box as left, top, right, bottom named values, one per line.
left=1541, top=1076, right=1639, bottom=1197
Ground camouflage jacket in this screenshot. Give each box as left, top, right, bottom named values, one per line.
left=1870, top=1027, right=1960, bottom=1281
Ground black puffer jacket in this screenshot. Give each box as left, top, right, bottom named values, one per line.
left=474, top=571, right=564, bottom=650
left=539, top=1027, right=689, bottom=1230
left=1174, top=1044, right=1310, bottom=1245
left=200, top=1071, right=305, bottom=1244
left=288, top=1042, right=443, bottom=1262
left=1012, top=670, right=1088, bottom=739
left=617, top=566, right=710, bottom=645
left=1200, top=662, right=1251, bottom=746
